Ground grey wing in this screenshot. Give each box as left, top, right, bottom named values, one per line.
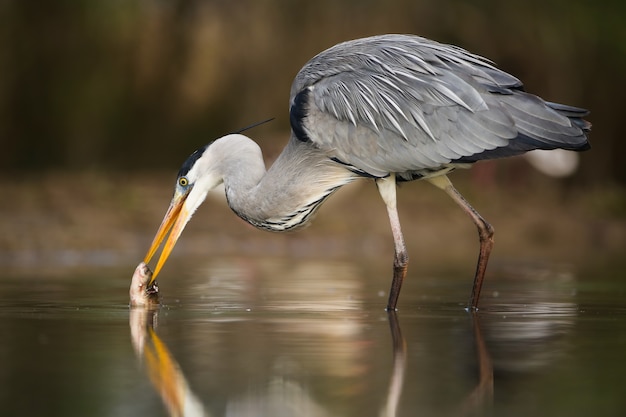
left=289, top=34, right=590, bottom=179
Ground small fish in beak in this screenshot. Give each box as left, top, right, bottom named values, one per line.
left=130, top=262, right=160, bottom=307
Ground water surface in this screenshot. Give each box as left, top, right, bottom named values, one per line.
left=1, top=256, right=625, bottom=417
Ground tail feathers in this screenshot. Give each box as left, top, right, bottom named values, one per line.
left=546, top=101, right=592, bottom=134
left=455, top=101, right=591, bottom=163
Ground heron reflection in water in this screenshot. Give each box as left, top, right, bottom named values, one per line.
left=141, top=34, right=590, bottom=310
left=129, top=309, right=495, bottom=417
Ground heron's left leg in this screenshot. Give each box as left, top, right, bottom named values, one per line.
left=428, top=175, right=494, bottom=310
left=376, top=174, right=408, bottom=311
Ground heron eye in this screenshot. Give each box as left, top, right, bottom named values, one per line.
left=178, top=177, right=189, bottom=187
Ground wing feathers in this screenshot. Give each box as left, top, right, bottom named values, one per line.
left=289, top=34, right=590, bottom=176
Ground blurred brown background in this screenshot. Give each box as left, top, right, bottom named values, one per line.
left=0, top=0, right=622, bottom=180
left=0, top=0, right=624, bottom=271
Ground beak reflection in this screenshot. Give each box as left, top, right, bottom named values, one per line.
left=129, top=308, right=205, bottom=416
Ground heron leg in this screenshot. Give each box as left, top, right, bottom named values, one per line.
left=428, top=175, right=494, bottom=310
left=376, top=175, right=408, bottom=311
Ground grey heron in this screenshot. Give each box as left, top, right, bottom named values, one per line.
left=142, top=34, right=590, bottom=311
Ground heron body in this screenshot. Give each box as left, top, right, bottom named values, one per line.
left=143, top=34, right=590, bottom=310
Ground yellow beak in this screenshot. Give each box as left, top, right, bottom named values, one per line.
left=144, top=191, right=192, bottom=285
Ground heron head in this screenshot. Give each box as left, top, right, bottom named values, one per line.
left=143, top=143, right=221, bottom=284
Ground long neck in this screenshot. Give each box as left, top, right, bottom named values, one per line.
left=223, top=135, right=355, bottom=231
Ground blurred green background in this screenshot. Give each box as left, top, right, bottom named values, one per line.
left=0, top=0, right=623, bottom=184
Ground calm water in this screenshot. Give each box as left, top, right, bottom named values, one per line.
left=1, top=255, right=625, bottom=417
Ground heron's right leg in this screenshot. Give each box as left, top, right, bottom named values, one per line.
left=376, top=175, right=408, bottom=311
left=428, top=175, right=494, bottom=310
